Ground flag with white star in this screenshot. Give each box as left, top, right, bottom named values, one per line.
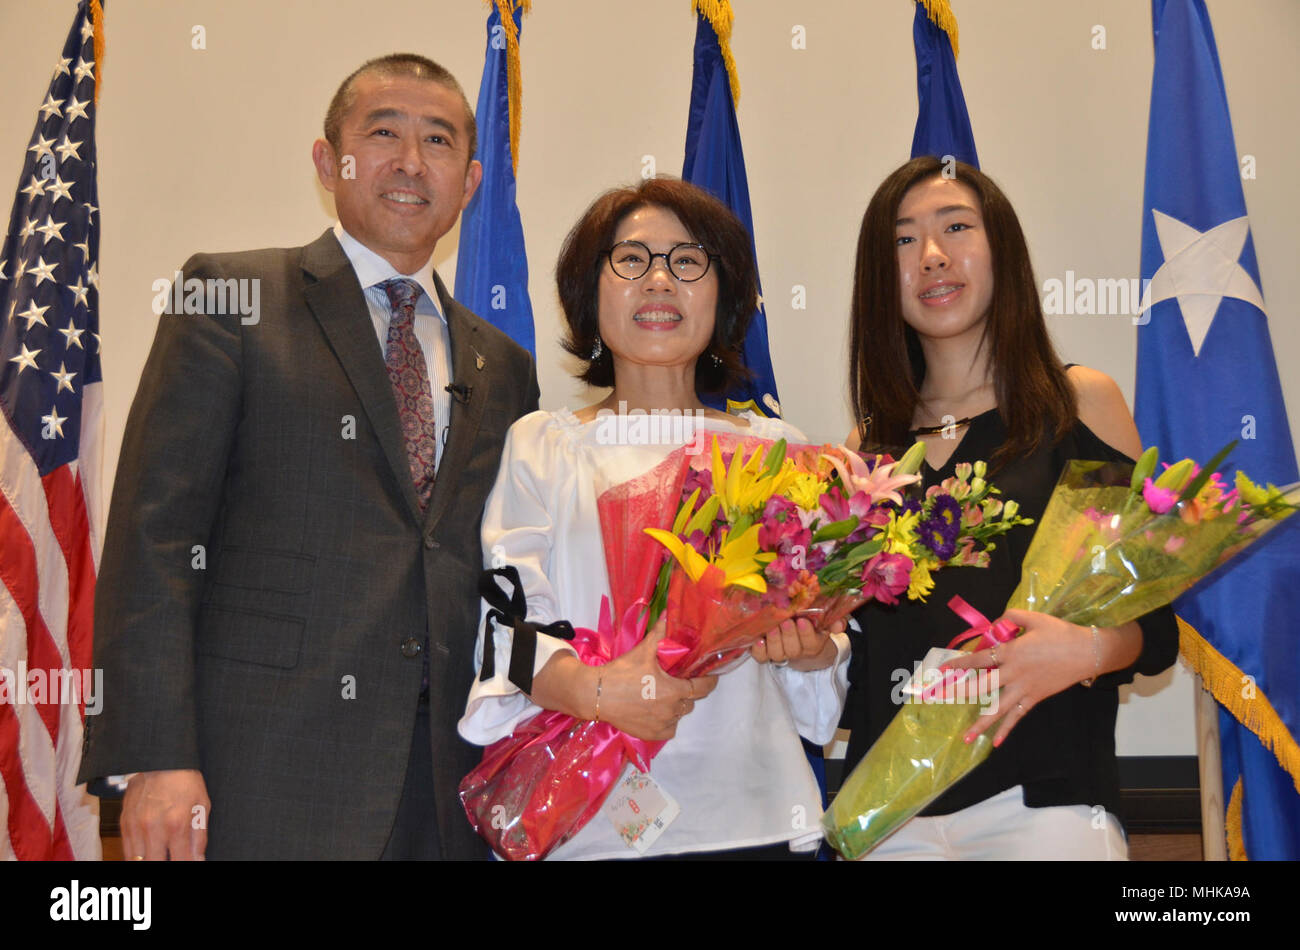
left=0, top=0, right=104, bottom=860
left=1135, top=0, right=1300, bottom=859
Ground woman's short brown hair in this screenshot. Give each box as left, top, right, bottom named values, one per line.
left=556, top=177, right=757, bottom=394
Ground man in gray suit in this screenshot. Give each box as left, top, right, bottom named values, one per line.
left=80, top=54, right=538, bottom=859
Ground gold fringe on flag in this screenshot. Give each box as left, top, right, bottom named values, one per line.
left=91, top=0, right=105, bottom=104
left=1178, top=616, right=1300, bottom=795
left=488, top=0, right=530, bottom=174
left=691, top=0, right=740, bottom=104
left=916, top=0, right=960, bottom=59
left=1225, top=777, right=1247, bottom=861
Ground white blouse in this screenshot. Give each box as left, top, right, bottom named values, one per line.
left=458, top=408, right=851, bottom=860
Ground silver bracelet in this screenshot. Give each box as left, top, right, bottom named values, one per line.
left=1080, top=624, right=1101, bottom=687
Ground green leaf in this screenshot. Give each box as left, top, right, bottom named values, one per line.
left=811, top=515, right=860, bottom=543
left=762, top=438, right=788, bottom=479
left=1179, top=440, right=1237, bottom=501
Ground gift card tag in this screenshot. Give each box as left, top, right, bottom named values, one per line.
left=899, top=647, right=971, bottom=699
left=604, top=767, right=680, bottom=854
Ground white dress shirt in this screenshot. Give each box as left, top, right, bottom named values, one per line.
left=459, top=409, right=851, bottom=860
left=332, top=221, right=453, bottom=471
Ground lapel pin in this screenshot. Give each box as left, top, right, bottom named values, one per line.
left=475, top=350, right=486, bottom=371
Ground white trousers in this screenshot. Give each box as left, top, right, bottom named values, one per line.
left=856, top=785, right=1129, bottom=861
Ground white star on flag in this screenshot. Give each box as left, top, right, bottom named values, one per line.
left=38, top=93, right=62, bottom=120
left=1137, top=210, right=1266, bottom=357
left=28, top=256, right=58, bottom=285
left=73, top=58, right=95, bottom=83
left=41, top=407, right=68, bottom=438
left=36, top=215, right=66, bottom=244
left=19, top=175, right=47, bottom=200
left=52, top=55, right=72, bottom=77
left=59, top=320, right=85, bottom=348
left=68, top=276, right=90, bottom=307
left=46, top=174, right=74, bottom=204
left=8, top=343, right=41, bottom=373
left=28, top=134, right=56, bottom=159
left=65, top=97, right=90, bottom=123
left=50, top=362, right=77, bottom=394
left=54, top=137, right=83, bottom=162
left=17, top=302, right=50, bottom=329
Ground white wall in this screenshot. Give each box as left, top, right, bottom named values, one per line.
left=5, top=0, right=1297, bottom=757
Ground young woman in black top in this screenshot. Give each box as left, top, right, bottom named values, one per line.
left=841, top=156, right=1179, bottom=859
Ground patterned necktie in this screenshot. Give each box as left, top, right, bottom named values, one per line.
left=381, top=278, right=438, bottom=511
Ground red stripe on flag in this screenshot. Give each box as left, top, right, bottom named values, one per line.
left=49, top=798, right=74, bottom=861
left=0, top=697, right=54, bottom=860
left=0, top=493, right=65, bottom=742
left=43, top=466, right=97, bottom=715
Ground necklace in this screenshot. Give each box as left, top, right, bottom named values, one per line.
left=912, top=416, right=974, bottom=436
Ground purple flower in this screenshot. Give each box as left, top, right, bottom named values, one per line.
left=928, top=494, right=963, bottom=531
left=918, top=518, right=957, bottom=561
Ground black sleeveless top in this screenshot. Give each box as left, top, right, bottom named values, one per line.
left=841, top=409, right=1180, bottom=820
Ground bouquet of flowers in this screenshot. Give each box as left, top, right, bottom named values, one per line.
left=636, top=437, right=1034, bottom=679
left=460, top=429, right=1029, bottom=860
left=822, top=443, right=1300, bottom=860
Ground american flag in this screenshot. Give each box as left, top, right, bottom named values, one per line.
left=0, top=0, right=104, bottom=860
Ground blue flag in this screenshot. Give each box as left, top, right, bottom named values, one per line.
left=455, top=3, right=535, bottom=356
left=909, top=0, right=979, bottom=168
left=1135, top=0, right=1300, bottom=859
left=682, top=10, right=780, bottom=418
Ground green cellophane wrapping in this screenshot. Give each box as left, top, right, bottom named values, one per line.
left=823, top=459, right=1299, bottom=860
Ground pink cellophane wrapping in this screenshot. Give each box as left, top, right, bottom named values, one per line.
left=462, top=432, right=864, bottom=859
left=458, top=597, right=664, bottom=861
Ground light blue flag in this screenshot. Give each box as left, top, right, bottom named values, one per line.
left=455, top=3, right=535, bottom=355
left=1135, top=0, right=1300, bottom=859
left=682, top=9, right=781, bottom=418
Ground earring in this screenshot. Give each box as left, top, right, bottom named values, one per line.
left=709, top=351, right=723, bottom=367
left=590, top=336, right=603, bottom=360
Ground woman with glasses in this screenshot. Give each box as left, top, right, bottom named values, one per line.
left=458, top=177, right=850, bottom=860
left=839, top=156, right=1179, bottom=859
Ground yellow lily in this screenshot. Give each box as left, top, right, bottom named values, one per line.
left=645, top=527, right=711, bottom=581
left=710, top=437, right=786, bottom=520
left=644, top=523, right=773, bottom=593
left=714, top=524, right=775, bottom=593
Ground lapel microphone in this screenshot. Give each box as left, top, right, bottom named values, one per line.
left=445, top=382, right=472, bottom=405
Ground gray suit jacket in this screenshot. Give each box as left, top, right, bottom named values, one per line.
left=81, top=229, right=539, bottom=859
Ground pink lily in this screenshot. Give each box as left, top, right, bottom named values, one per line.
left=1142, top=477, right=1179, bottom=515
left=822, top=446, right=920, bottom=507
